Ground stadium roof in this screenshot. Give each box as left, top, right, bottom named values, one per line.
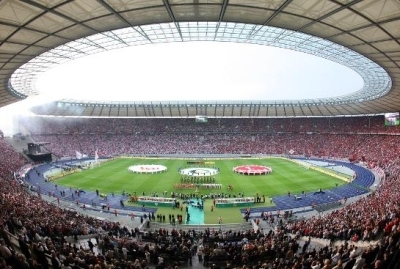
left=1, top=0, right=400, bottom=117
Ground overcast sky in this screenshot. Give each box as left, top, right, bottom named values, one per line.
left=35, top=41, right=363, bottom=102
left=0, top=41, right=364, bottom=136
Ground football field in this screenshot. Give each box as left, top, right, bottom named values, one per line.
left=54, top=157, right=349, bottom=224
left=55, top=157, right=347, bottom=198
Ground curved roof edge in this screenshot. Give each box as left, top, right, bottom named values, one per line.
left=10, top=22, right=392, bottom=106
left=1, top=0, right=399, bottom=116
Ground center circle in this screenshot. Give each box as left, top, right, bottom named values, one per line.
left=233, top=165, right=272, bottom=175
left=179, top=167, right=219, bottom=177
left=128, top=164, right=167, bottom=174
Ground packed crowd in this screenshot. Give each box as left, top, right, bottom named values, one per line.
left=0, top=116, right=400, bottom=268
left=138, top=226, right=400, bottom=269
left=19, top=117, right=400, bottom=166
left=27, top=133, right=400, bottom=168
left=19, top=115, right=400, bottom=135
left=0, top=139, right=26, bottom=181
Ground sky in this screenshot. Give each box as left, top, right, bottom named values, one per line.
left=0, top=41, right=364, bottom=136
left=34, top=41, right=364, bottom=102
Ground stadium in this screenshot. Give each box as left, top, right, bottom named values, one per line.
left=0, top=1, right=400, bottom=269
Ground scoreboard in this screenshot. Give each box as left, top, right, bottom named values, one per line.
left=195, top=115, right=208, bottom=123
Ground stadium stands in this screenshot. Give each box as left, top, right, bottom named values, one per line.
left=0, top=116, right=399, bottom=268
left=19, top=117, right=400, bottom=165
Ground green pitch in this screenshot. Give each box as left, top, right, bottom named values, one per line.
left=55, top=157, right=348, bottom=223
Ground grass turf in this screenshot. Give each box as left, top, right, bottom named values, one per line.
left=55, top=157, right=348, bottom=224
